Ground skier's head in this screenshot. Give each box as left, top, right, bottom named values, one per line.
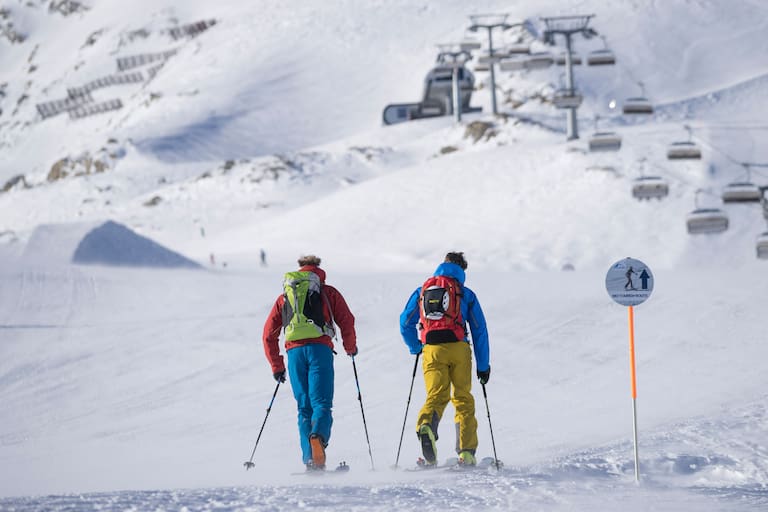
left=444, top=251, right=468, bottom=270
left=298, top=254, right=321, bottom=267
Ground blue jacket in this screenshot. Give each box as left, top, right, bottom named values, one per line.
left=399, top=262, right=490, bottom=372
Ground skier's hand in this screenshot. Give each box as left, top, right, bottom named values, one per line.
left=273, top=370, right=286, bottom=383
left=347, top=347, right=358, bottom=357
left=477, top=367, right=490, bottom=385
left=409, top=345, right=423, bottom=356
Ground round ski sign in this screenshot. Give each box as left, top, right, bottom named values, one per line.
left=605, top=257, right=654, bottom=306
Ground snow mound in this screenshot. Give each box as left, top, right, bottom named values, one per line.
left=24, top=220, right=200, bottom=268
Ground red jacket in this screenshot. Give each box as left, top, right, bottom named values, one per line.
left=262, top=265, right=357, bottom=373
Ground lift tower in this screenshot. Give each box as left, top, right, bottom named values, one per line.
left=468, top=14, right=515, bottom=116
left=541, top=15, right=597, bottom=140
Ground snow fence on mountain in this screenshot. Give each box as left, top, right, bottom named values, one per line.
left=23, top=220, right=201, bottom=268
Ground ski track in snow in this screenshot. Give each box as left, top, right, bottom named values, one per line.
left=2, top=398, right=767, bottom=512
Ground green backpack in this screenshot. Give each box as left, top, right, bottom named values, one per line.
left=281, top=271, right=335, bottom=341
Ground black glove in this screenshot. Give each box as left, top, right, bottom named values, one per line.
left=273, top=370, right=286, bottom=383
left=477, top=367, right=490, bottom=385
left=347, top=347, right=358, bottom=357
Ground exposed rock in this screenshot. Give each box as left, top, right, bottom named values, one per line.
left=440, top=145, right=458, bottom=155
left=464, top=121, right=497, bottom=143
left=47, top=158, right=72, bottom=182
left=2, top=174, right=29, bottom=192
left=46, top=142, right=125, bottom=183
left=81, top=29, right=104, bottom=48
left=47, top=155, right=108, bottom=181
left=143, top=196, right=162, bottom=207
left=49, top=1, right=89, bottom=16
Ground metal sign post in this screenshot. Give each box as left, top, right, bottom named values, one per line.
left=605, top=257, right=654, bottom=483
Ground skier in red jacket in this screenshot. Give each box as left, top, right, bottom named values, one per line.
left=262, top=255, right=357, bottom=470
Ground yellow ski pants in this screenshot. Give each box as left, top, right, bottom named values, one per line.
left=416, top=341, right=478, bottom=454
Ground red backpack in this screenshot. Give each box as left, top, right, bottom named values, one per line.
left=418, top=275, right=466, bottom=344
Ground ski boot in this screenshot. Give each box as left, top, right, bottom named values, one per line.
left=418, top=424, right=437, bottom=465
left=309, top=434, right=326, bottom=470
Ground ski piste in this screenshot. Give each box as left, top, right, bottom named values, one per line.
left=290, top=462, right=351, bottom=476
left=405, top=456, right=503, bottom=472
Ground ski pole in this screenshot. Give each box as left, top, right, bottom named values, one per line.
left=394, top=353, right=420, bottom=468
left=243, top=381, right=281, bottom=470
left=481, top=382, right=501, bottom=471
left=351, top=355, right=375, bottom=470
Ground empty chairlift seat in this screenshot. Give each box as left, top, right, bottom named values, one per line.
left=525, top=52, right=554, bottom=70
left=499, top=58, right=526, bottom=72
left=555, top=51, right=582, bottom=65
left=553, top=89, right=582, bottom=109
left=622, top=97, right=654, bottom=115
left=756, top=232, right=768, bottom=259
left=505, top=43, right=530, bottom=55
left=686, top=208, right=729, bottom=234
left=721, top=182, right=762, bottom=203
left=588, top=131, right=622, bottom=152
left=667, top=141, right=701, bottom=160
left=459, top=38, right=482, bottom=51
left=587, top=49, right=616, bottom=66
left=763, top=189, right=768, bottom=219
left=632, top=176, right=669, bottom=200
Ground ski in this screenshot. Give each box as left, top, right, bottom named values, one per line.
left=291, top=461, right=350, bottom=476
left=444, top=456, right=504, bottom=471
left=404, top=456, right=503, bottom=472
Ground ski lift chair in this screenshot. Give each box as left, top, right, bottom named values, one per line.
left=721, top=182, right=762, bottom=203
left=525, top=52, right=554, bottom=70
left=756, top=232, right=768, bottom=259
left=553, top=89, right=582, bottom=109
left=622, top=97, right=654, bottom=114
left=506, top=43, right=530, bottom=55
left=686, top=208, right=729, bottom=234
left=632, top=176, right=669, bottom=200
left=587, top=48, right=616, bottom=66
left=589, top=131, right=622, bottom=152
left=763, top=189, right=768, bottom=219
left=667, top=141, right=701, bottom=160
left=476, top=54, right=497, bottom=65
left=555, top=51, right=582, bottom=65
left=499, top=58, right=526, bottom=71
left=459, top=38, right=482, bottom=51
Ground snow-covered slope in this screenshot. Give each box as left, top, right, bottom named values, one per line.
left=1, top=0, right=768, bottom=509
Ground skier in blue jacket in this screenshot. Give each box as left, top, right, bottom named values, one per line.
left=399, top=251, right=490, bottom=466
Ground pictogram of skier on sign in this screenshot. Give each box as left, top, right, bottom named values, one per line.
left=624, top=266, right=638, bottom=290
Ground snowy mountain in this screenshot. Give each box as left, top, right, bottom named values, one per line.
left=1, top=0, right=767, bottom=510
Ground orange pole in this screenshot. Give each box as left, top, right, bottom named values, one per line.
left=628, top=305, right=638, bottom=399
left=628, top=305, right=640, bottom=482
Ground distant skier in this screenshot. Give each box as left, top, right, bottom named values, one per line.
left=625, top=266, right=637, bottom=290
left=399, top=251, right=490, bottom=467
left=260, top=248, right=267, bottom=267
left=262, top=255, right=357, bottom=470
